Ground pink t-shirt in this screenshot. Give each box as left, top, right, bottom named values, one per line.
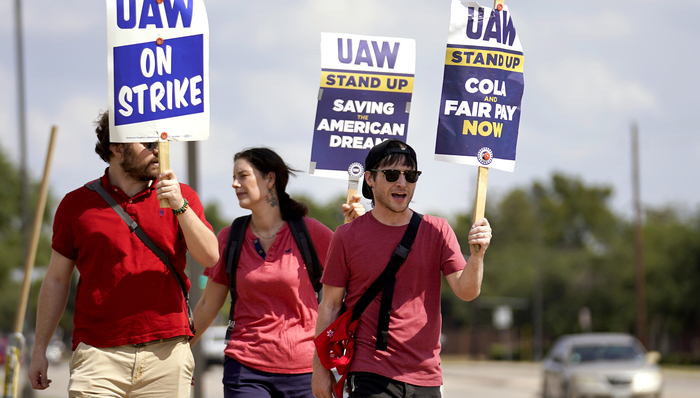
left=205, top=217, right=332, bottom=373
left=321, top=211, right=466, bottom=386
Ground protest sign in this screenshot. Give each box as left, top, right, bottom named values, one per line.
left=310, top=33, right=416, bottom=180
left=435, top=0, right=524, bottom=172
left=107, top=0, right=209, bottom=143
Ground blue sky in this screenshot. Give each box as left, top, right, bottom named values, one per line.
left=1, top=0, right=698, bottom=222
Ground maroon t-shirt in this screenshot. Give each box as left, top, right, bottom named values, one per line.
left=52, top=171, right=212, bottom=349
left=205, top=218, right=332, bottom=373
left=321, top=211, right=466, bottom=386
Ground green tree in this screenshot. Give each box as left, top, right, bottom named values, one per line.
left=0, top=141, right=56, bottom=332
left=445, top=172, right=700, bottom=359
left=643, top=207, right=700, bottom=353
left=203, top=201, right=230, bottom=235
left=448, top=174, right=635, bottom=345
left=294, top=193, right=348, bottom=232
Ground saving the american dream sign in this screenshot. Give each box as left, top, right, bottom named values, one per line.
left=107, top=0, right=210, bottom=143
left=310, top=32, right=416, bottom=179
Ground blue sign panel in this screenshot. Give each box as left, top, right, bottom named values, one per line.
left=113, top=34, right=204, bottom=126
left=436, top=45, right=524, bottom=163
left=311, top=86, right=412, bottom=173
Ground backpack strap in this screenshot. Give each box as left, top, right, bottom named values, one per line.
left=223, top=215, right=251, bottom=341
left=223, top=215, right=324, bottom=340
left=287, top=217, right=323, bottom=296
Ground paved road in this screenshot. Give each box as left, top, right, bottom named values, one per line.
left=442, top=359, right=541, bottom=398
left=11, top=359, right=700, bottom=398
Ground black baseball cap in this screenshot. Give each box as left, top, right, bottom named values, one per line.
left=362, top=139, right=418, bottom=199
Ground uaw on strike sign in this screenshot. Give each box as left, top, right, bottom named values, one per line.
left=435, top=1, right=524, bottom=172
left=107, top=0, right=209, bottom=142
left=310, top=33, right=416, bottom=179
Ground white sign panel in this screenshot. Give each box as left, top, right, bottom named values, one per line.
left=107, top=0, right=210, bottom=142
left=310, top=33, right=416, bottom=179
left=435, top=1, right=524, bottom=172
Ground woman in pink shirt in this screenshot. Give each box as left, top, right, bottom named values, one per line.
left=192, top=147, right=362, bottom=398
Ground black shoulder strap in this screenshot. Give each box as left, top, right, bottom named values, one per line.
left=375, top=211, right=423, bottom=350
left=223, top=215, right=323, bottom=340
left=287, top=217, right=323, bottom=295
left=223, top=215, right=250, bottom=340
left=349, top=212, right=423, bottom=350
left=85, top=179, right=196, bottom=334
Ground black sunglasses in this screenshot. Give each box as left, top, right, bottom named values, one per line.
left=141, top=142, right=158, bottom=151
left=372, top=169, right=422, bottom=183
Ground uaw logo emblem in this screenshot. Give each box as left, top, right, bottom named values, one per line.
left=348, top=162, right=364, bottom=178
left=477, top=147, right=494, bottom=166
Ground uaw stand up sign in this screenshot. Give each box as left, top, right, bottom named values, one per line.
left=107, top=0, right=209, bottom=206
left=309, top=33, right=416, bottom=221
left=435, top=0, right=524, bottom=248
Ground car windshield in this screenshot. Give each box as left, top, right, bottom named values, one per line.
left=570, top=344, right=642, bottom=363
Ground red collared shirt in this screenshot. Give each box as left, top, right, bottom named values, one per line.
left=52, top=170, right=213, bottom=349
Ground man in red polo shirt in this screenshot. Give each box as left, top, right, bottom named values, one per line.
left=28, top=111, right=219, bottom=397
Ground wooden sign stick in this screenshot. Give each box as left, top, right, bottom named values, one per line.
left=158, top=137, right=170, bottom=208
left=4, top=125, right=58, bottom=398
left=471, top=166, right=489, bottom=253
left=467, top=0, right=502, bottom=253
left=344, top=176, right=360, bottom=224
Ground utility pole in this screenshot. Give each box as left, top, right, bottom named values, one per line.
left=532, top=266, right=543, bottom=360
left=631, top=122, right=648, bottom=347
left=13, top=2, right=33, bottom=397
left=14, top=0, right=29, bottom=253
left=532, top=199, right=544, bottom=361
left=187, top=141, right=205, bottom=398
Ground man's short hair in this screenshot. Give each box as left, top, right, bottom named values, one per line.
left=94, top=111, right=112, bottom=163
left=362, top=139, right=418, bottom=200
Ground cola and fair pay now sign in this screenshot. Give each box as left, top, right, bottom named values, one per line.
left=435, top=0, right=524, bottom=172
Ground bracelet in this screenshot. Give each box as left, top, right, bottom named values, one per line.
left=172, top=199, right=189, bottom=216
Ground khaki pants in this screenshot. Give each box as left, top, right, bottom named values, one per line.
left=68, top=337, right=194, bottom=398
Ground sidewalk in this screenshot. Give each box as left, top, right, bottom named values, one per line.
left=3, top=360, right=222, bottom=398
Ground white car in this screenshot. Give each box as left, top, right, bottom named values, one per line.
left=542, top=333, right=663, bottom=398
left=200, top=325, right=228, bottom=368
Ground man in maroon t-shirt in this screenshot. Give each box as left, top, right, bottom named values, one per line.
left=28, top=111, right=219, bottom=397
left=312, top=139, right=493, bottom=398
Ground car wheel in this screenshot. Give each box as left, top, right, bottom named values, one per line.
left=542, top=380, right=550, bottom=398
left=563, top=383, right=574, bottom=398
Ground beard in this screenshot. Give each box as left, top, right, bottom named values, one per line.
left=120, top=145, right=158, bottom=181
